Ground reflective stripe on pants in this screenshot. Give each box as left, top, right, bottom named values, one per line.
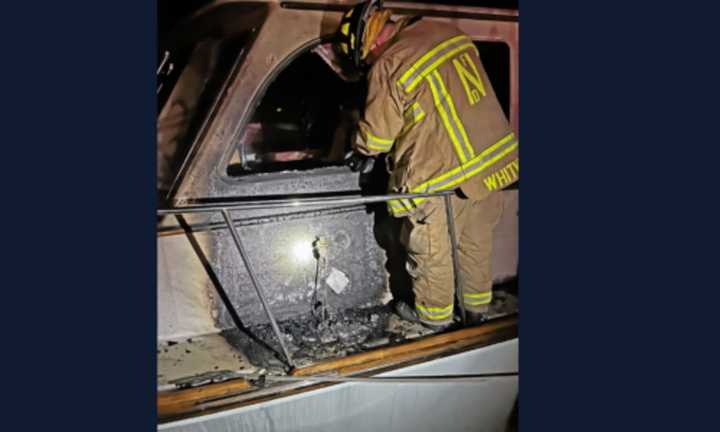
left=400, top=191, right=504, bottom=319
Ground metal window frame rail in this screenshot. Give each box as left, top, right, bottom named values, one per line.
left=157, top=190, right=465, bottom=369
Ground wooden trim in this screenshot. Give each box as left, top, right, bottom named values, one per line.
left=158, top=378, right=254, bottom=419
left=293, top=315, right=517, bottom=376
left=158, top=315, right=517, bottom=421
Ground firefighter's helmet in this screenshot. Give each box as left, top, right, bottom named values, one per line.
left=335, top=0, right=385, bottom=70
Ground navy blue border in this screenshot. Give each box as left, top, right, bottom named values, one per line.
left=4, top=2, right=156, bottom=430
left=3, top=1, right=719, bottom=429
left=521, top=1, right=720, bottom=430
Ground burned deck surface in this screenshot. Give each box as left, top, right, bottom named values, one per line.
left=158, top=307, right=518, bottom=422
left=158, top=335, right=259, bottom=388
left=158, top=289, right=518, bottom=392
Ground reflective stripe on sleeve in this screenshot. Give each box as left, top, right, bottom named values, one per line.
left=400, top=102, right=426, bottom=136
left=408, top=102, right=426, bottom=123
left=388, top=197, right=414, bottom=214
left=363, top=130, right=394, bottom=152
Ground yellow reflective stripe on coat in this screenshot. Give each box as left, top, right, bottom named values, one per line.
left=464, top=291, right=492, bottom=306
left=407, top=102, right=426, bottom=123
left=416, top=303, right=453, bottom=320
left=400, top=102, right=426, bottom=136
left=398, top=34, right=478, bottom=93
left=364, top=130, right=394, bottom=152
left=434, top=70, right=474, bottom=159
left=388, top=197, right=414, bottom=213
left=389, top=196, right=426, bottom=216
left=387, top=133, right=518, bottom=215
left=418, top=133, right=517, bottom=192
left=426, top=71, right=472, bottom=163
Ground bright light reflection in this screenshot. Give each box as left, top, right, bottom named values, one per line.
left=292, top=239, right=314, bottom=263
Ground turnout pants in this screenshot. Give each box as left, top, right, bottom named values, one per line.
left=400, top=191, right=504, bottom=325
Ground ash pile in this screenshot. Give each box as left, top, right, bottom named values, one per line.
left=224, top=305, right=394, bottom=370
left=222, top=289, right=518, bottom=371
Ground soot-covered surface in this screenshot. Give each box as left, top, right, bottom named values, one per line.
left=211, top=203, right=387, bottom=328
left=223, top=305, right=402, bottom=370
left=222, top=290, right=519, bottom=372
left=158, top=290, right=518, bottom=388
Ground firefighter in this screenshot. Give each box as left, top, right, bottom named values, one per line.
left=337, top=1, right=519, bottom=328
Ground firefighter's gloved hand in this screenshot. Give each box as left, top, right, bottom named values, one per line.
left=344, top=151, right=364, bottom=171
left=344, top=151, right=375, bottom=174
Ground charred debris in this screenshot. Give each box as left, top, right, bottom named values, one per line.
left=161, top=286, right=517, bottom=389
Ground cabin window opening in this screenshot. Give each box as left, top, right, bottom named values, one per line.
left=474, top=41, right=511, bottom=120
left=227, top=45, right=367, bottom=176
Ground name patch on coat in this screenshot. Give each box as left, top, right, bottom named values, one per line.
left=483, top=158, right=519, bottom=191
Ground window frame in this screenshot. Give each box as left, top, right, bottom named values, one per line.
left=217, top=36, right=353, bottom=185
left=160, top=33, right=257, bottom=199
